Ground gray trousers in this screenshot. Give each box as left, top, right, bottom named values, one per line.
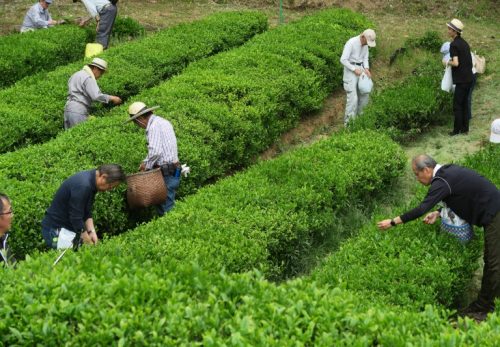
left=343, top=69, right=370, bottom=125
left=96, top=4, right=117, bottom=49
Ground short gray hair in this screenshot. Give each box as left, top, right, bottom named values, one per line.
left=97, top=164, right=126, bottom=184
left=412, top=155, right=437, bottom=171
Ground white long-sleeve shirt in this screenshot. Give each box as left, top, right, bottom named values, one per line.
left=340, top=35, right=370, bottom=72
left=143, top=115, right=179, bottom=170
left=80, top=0, right=111, bottom=19
left=21, top=2, right=52, bottom=30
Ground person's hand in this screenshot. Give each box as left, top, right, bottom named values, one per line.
left=354, top=68, right=362, bottom=76
left=87, top=230, right=99, bottom=245
left=364, top=69, right=372, bottom=79
left=110, top=96, right=122, bottom=105
left=48, top=19, right=57, bottom=26
left=377, top=219, right=393, bottom=230
left=423, top=211, right=440, bottom=225
left=57, top=19, right=66, bottom=25
left=139, top=162, right=146, bottom=172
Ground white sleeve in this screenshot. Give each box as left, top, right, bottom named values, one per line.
left=340, top=40, right=355, bottom=72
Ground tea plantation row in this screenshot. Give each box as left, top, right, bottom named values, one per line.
left=0, top=9, right=372, bottom=257
left=0, top=17, right=145, bottom=89
left=0, top=11, right=268, bottom=152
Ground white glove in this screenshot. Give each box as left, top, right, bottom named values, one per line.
left=181, top=164, right=190, bottom=177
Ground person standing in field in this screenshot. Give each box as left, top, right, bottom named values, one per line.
left=445, top=18, right=473, bottom=136
left=340, top=28, right=376, bottom=126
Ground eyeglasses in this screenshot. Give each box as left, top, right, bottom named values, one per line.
left=0, top=209, right=12, bottom=216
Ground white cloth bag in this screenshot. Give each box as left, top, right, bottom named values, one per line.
left=441, top=66, right=453, bottom=93
left=357, top=73, right=373, bottom=94
left=57, top=228, right=76, bottom=249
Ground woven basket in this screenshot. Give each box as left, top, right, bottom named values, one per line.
left=126, top=168, right=167, bottom=209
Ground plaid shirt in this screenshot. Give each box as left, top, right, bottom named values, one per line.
left=143, top=115, right=178, bottom=170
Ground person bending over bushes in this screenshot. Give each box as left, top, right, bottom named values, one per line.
left=41, top=164, right=126, bottom=250
left=20, top=0, right=63, bottom=33
left=0, top=193, right=15, bottom=266
left=377, top=154, right=500, bottom=323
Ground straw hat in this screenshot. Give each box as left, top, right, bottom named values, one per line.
left=126, top=102, right=160, bottom=122
left=88, top=57, right=107, bottom=71
left=447, top=19, right=464, bottom=33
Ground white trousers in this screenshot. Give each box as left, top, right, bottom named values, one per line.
left=343, top=69, right=370, bottom=125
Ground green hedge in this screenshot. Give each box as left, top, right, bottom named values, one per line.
left=0, top=11, right=267, bottom=152
left=0, top=25, right=91, bottom=89
left=349, top=56, right=451, bottom=142
left=310, top=146, right=499, bottom=312
left=0, top=9, right=371, bottom=258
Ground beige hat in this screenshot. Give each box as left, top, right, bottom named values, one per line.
left=447, top=19, right=464, bottom=33
left=490, top=118, right=500, bottom=143
left=126, top=101, right=160, bottom=122
left=88, top=57, right=107, bottom=71
left=362, top=29, right=376, bottom=47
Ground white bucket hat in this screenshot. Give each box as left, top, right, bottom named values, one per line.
left=127, top=101, right=160, bottom=122
left=88, top=57, right=108, bottom=71
left=447, top=19, right=464, bottom=34
left=362, top=29, right=376, bottom=47
left=490, top=118, right=500, bottom=143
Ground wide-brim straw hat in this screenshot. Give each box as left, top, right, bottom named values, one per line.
left=447, top=19, right=464, bottom=33
left=126, top=101, right=160, bottom=122
left=88, top=57, right=107, bottom=71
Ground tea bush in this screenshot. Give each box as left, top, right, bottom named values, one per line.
left=0, top=25, right=91, bottom=89
left=348, top=59, right=451, bottom=142
left=0, top=11, right=267, bottom=152
left=0, top=8, right=371, bottom=258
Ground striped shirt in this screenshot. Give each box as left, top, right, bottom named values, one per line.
left=21, top=2, right=52, bottom=31
left=143, top=115, right=178, bottom=170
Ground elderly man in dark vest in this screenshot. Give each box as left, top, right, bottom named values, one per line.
left=378, top=154, right=500, bottom=322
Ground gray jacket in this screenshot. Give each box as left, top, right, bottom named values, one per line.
left=64, top=69, right=110, bottom=116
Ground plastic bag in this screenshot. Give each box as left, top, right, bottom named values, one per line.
left=474, top=53, right=486, bottom=74
left=440, top=205, right=473, bottom=243
left=357, top=73, right=373, bottom=94
left=57, top=228, right=76, bottom=249
left=441, top=66, right=453, bottom=93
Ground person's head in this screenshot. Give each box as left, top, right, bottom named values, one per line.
left=40, top=0, right=52, bottom=9
left=447, top=18, right=463, bottom=38
left=360, top=29, right=376, bottom=47
left=95, top=164, right=126, bottom=192
left=88, top=58, right=107, bottom=79
left=411, top=155, right=437, bottom=186
left=126, top=101, right=160, bottom=129
left=0, top=193, right=13, bottom=236
left=490, top=119, right=500, bottom=144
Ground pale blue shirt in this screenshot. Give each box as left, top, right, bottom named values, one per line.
left=21, top=2, right=52, bottom=30
left=80, top=0, right=111, bottom=19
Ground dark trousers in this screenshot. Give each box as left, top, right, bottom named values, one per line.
left=96, top=4, right=117, bottom=49
left=467, top=73, right=477, bottom=120
left=477, top=211, right=500, bottom=312
left=453, top=82, right=472, bottom=134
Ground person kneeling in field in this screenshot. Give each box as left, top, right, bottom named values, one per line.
left=377, top=154, right=500, bottom=323
left=0, top=193, right=16, bottom=266
left=41, top=164, right=125, bottom=249
left=20, top=0, right=63, bottom=33
left=64, top=57, right=122, bottom=129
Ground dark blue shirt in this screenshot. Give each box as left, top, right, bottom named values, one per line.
left=42, top=170, right=97, bottom=232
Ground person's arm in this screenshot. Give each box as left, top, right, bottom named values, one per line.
left=83, top=78, right=110, bottom=104
left=68, top=186, right=90, bottom=232
left=143, top=125, right=162, bottom=170
left=363, top=47, right=372, bottom=78
left=340, top=40, right=359, bottom=74
left=448, top=44, right=460, bottom=67
left=83, top=218, right=98, bottom=245
left=377, top=181, right=449, bottom=230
